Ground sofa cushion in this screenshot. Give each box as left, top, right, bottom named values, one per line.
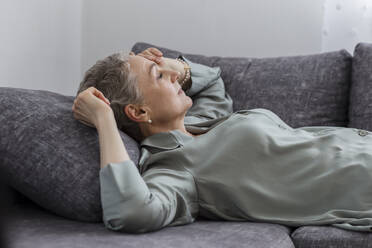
left=0, top=87, right=140, bottom=222
left=132, top=42, right=352, bottom=128
left=291, top=225, right=372, bottom=248
left=349, top=42, right=372, bottom=131
left=4, top=201, right=295, bottom=248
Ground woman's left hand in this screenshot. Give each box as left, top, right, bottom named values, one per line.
left=72, top=87, right=112, bottom=128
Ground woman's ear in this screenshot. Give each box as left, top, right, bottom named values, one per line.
left=124, top=104, right=147, bottom=123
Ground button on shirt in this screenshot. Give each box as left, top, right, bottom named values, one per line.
left=358, top=130, right=369, bottom=136
left=99, top=55, right=372, bottom=234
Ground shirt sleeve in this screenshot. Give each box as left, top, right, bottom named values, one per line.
left=99, top=160, right=198, bottom=234
left=178, top=55, right=234, bottom=124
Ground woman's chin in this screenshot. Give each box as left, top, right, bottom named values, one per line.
left=186, top=97, right=193, bottom=107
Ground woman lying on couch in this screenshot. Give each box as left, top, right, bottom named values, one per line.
left=72, top=47, right=372, bottom=234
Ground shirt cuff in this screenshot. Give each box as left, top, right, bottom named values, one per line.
left=99, top=160, right=148, bottom=229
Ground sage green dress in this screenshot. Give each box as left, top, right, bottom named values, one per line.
left=99, top=56, right=372, bottom=234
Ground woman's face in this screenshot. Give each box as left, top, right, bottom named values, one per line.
left=127, top=54, right=193, bottom=125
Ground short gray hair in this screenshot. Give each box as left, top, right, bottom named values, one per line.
left=76, top=52, right=145, bottom=142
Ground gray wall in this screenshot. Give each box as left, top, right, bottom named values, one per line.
left=0, top=0, right=81, bottom=96
left=322, top=0, right=372, bottom=54
left=81, top=0, right=325, bottom=74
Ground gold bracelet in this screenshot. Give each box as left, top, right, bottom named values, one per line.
left=176, top=58, right=191, bottom=87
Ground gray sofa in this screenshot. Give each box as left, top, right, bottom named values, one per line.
left=2, top=41, right=372, bottom=248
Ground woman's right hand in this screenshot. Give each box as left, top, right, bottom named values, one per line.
left=133, top=47, right=163, bottom=63
left=132, top=48, right=186, bottom=85
left=72, top=87, right=112, bottom=128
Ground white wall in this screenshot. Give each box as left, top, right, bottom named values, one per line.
left=0, top=0, right=81, bottom=96
left=82, top=0, right=325, bottom=74
left=2, top=0, right=372, bottom=96
left=322, top=0, right=372, bottom=54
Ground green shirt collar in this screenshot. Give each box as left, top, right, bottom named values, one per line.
left=140, top=129, right=194, bottom=150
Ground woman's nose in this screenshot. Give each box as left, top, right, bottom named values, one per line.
left=165, top=69, right=180, bottom=83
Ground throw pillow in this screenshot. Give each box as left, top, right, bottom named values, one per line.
left=0, top=87, right=140, bottom=222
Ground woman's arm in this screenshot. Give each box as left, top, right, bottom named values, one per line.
left=72, top=87, right=198, bottom=234
left=96, top=111, right=130, bottom=169
left=100, top=161, right=198, bottom=233
left=72, top=87, right=130, bottom=170
left=96, top=115, right=199, bottom=233
left=181, top=56, right=234, bottom=122
left=96, top=117, right=199, bottom=233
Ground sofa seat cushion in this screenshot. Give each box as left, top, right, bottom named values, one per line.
left=4, top=202, right=295, bottom=248
left=291, top=225, right=372, bottom=248
left=132, top=42, right=352, bottom=128
left=0, top=87, right=140, bottom=222
left=349, top=42, right=372, bottom=131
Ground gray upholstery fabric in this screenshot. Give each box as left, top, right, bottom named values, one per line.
left=4, top=201, right=295, bottom=248
left=0, top=178, right=11, bottom=248
left=0, top=87, right=140, bottom=222
left=349, top=42, right=372, bottom=131
left=132, top=42, right=352, bottom=128
left=291, top=226, right=372, bottom=248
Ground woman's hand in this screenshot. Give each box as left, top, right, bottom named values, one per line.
left=132, top=47, right=163, bottom=64
left=72, top=87, right=112, bottom=128
left=131, top=48, right=186, bottom=85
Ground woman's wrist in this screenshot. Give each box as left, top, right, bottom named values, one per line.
left=95, top=110, right=130, bottom=169
left=175, top=58, right=191, bottom=90
left=161, top=57, right=186, bottom=82
left=158, top=57, right=191, bottom=91
left=95, top=109, right=116, bottom=131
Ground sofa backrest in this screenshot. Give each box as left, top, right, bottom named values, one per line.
left=349, top=42, right=372, bottom=131
left=132, top=42, right=352, bottom=129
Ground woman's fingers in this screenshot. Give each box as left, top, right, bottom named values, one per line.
left=137, top=47, right=163, bottom=64
left=142, top=48, right=163, bottom=57
left=148, top=47, right=163, bottom=56
left=72, top=105, right=95, bottom=128
left=138, top=53, right=162, bottom=64
left=79, top=119, right=95, bottom=128
left=71, top=86, right=112, bottom=128
left=87, top=87, right=109, bottom=105
left=98, top=90, right=110, bottom=106
left=92, top=88, right=110, bottom=106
